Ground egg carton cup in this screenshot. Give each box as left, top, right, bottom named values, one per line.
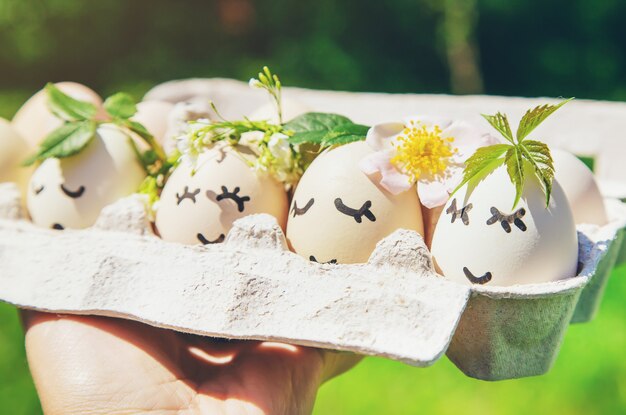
left=1, top=182, right=625, bottom=381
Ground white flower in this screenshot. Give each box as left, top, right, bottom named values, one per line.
left=249, top=78, right=263, bottom=89
left=176, top=119, right=212, bottom=168
left=360, top=116, right=499, bottom=208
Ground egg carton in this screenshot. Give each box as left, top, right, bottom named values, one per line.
left=1, top=182, right=625, bottom=381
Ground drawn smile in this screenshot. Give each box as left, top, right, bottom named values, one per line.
left=462, top=267, right=492, bottom=285
left=197, top=233, right=226, bottom=245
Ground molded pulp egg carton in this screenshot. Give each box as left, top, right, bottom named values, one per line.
left=1, top=83, right=626, bottom=381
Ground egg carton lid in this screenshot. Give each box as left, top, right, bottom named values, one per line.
left=146, top=78, right=626, bottom=191
left=0, top=182, right=623, bottom=369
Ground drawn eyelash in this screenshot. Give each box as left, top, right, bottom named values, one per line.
left=334, top=198, right=376, bottom=223
left=60, top=184, right=86, bottom=199
left=214, top=186, right=250, bottom=212
left=33, top=185, right=45, bottom=195
left=446, top=198, right=473, bottom=225
left=176, top=186, right=201, bottom=205
left=309, top=255, right=338, bottom=265
left=291, top=198, right=315, bottom=217
left=486, top=207, right=527, bottom=233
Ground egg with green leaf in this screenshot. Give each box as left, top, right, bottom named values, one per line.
left=24, top=84, right=165, bottom=230
left=12, top=82, right=104, bottom=148
left=431, top=100, right=579, bottom=286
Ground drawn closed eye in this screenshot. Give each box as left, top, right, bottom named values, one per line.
left=32, top=184, right=45, bottom=195
left=446, top=198, right=473, bottom=225
left=486, top=207, right=527, bottom=233
left=291, top=198, right=315, bottom=217
left=214, top=186, right=251, bottom=212
left=334, top=198, right=376, bottom=223
left=176, top=186, right=201, bottom=205
left=60, top=184, right=86, bottom=199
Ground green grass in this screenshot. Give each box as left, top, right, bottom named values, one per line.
left=1, top=264, right=624, bottom=414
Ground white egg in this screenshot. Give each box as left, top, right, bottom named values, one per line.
left=132, top=100, right=175, bottom=150
left=552, top=149, right=607, bottom=226
left=286, top=141, right=425, bottom=264
left=27, top=124, right=145, bottom=230
left=155, top=143, right=289, bottom=245
left=12, top=82, right=104, bottom=148
left=431, top=163, right=578, bottom=287
left=0, top=119, right=32, bottom=197
left=248, top=97, right=311, bottom=123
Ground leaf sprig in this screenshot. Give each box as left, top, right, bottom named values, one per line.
left=23, top=84, right=166, bottom=169
left=453, top=98, right=572, bottom=208
left=177, top=67, right=369, bottom=186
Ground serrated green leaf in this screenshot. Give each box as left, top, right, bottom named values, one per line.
left=23, top=121, right=97, bottom=165
left=481, top=112, right=514, bottom=144
left=45, top=83, right=98, bottom=121
left=521, top=140, right=555, bottom=206
left=516, top=98, right=573, bottom=141
left=283, top=112, right=354, bottom=133
left=104, top=92, right=137, bottom=119
left=451, top=143, right=511, bottom=195
left=288, top=130, right=327, bottom=145
left=321, top=123, right=369, bottom=146
left=505, top=147, right=525, bottom=209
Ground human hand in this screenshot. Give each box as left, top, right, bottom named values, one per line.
left=22, top=311, right=361, bottom=415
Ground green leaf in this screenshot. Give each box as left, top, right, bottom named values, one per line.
left=505, top=147, right=525, bottom=209
left=45, top=83, right=98, bottom=121
left=451, top=144, right=511, bottom=195
left=288, top=130, right=327, bottom=145
left=481, top=112, right=514, bottom=144
left=104, top=92, right=137, bottom=119
left=23, top=121, right=97, bottom=165
left=283, top=112, right=354, bottom=133
left=521, top=140, right=555, bottom=206
left=321, top=123, right=369, bottom=146
left=125, top=120, right=152, bottom=140
left=516, top=98, right=573, bottom=141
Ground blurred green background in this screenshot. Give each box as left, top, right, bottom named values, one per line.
left=1, top=0, right=626, bottom=413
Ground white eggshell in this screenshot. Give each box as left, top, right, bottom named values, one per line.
left=552, top=148, right=608, bottom=226
left=26, top=124, right=145, bottom=230
left=0, top=119, right=32, bottom=196
left=286, top=141, right=425, bottom=264
left=248, top=97, right=311, bottom=123
left=12, top=82, right=103, bottom=148
left=132, top=100, right=175, bottom=150
left=431, top=164, right=578, bottom=287
left=155, top=143, right=289, bottom=245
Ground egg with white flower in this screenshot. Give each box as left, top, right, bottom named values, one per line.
left=27, top=124, right=145, bottom=230
left=12, top=82, right=104, bottom=148
left=155, top=142, right=289, bottom=245
left=552, top=148, right=607, bottom=226
left=286, top=141, right=425, bottom=264
left=0, top=119, right=32, bottom=197
left=430, top=163, right=578, bottom=287
left=132, top=100, right=175, bottom=150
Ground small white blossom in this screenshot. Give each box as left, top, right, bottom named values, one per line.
left=249, top=78, right=263, bottom=89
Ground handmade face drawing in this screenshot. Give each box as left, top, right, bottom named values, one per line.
left=155, top=143, right=288, bottom=246
left=286, top=141, right=425, bottom=265
left=26, top=124, right=145, bottom=230
left=430, top=164, right=578, bottom=287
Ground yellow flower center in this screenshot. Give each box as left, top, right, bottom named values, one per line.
left=390, top=121, right=457, bottom=181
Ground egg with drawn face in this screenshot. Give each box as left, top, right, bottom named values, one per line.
left=430, top=163, right=578, bottom=287
left=155, top=143, right=289, bottom=245
left=27, top=124, right=145, bottom=230
left=286, top=141, right=425, bottom=264
left=0, top=119, right=31, bottom=196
